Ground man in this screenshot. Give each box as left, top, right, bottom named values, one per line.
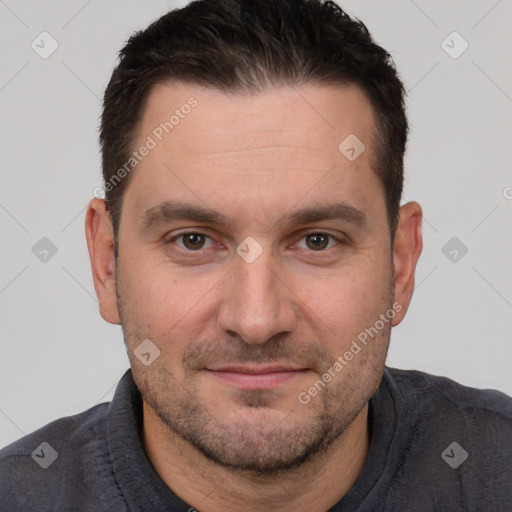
left=1, top=0, right=511, bottom=510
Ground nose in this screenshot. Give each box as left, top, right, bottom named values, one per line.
left=217, top=244, right=297, bottom=345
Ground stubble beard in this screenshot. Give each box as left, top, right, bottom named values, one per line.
left=138, top=364, right=366, bottom=476
left=115, top=267, right=388, bottom=477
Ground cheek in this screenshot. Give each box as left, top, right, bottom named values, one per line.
left=118, top=256, right=223, bottom=349
left=296, top=257, right=392, bottom=331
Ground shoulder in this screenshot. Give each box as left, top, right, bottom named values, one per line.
left=0, top=402, right=117, bottom=511
left=0, top=401, right=109, bottom=461
left=384, top=367, right=512, bottom=480
left=376, top=367, right=512, bottom=507
left=385, top=366, right=512, bottom=419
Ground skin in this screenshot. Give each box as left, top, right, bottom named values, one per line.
left=85, top=81, right=422, bottom=511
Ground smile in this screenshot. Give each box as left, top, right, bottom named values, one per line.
left=204, top=365, right=310, bottom=390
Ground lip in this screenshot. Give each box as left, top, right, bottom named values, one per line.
left=207, top=364, right=305, bottom=374
left=205, top=365, right=309, bottom=390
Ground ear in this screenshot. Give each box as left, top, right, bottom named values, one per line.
left=85, top=198, right=121, bottom=325
left=391, top=201, right=423, bottom=327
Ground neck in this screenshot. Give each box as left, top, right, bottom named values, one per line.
left=142, top=401, right=370, bottom=512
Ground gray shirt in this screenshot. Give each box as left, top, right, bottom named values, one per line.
left=1, top=367, right=511, bottom=511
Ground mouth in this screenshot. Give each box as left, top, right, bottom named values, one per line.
left=204, top=364, right=310, bottom=390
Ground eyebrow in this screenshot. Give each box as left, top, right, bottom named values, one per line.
left=139, top=200, right=366, bottom=233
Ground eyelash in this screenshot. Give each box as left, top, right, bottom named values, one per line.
left=163, top=229, right=345, bottom=254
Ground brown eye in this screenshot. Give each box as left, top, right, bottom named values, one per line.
left=163, top=230, right=218, bottom=254
left=182, top=233, right=207, bottom=250
left=305, top=233, right=330, bottom=250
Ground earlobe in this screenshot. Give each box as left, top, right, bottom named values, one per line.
left=391, top=201, right=423, bottom=327
left=85, top=198, right=121, bottom=325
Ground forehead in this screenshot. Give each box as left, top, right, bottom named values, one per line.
left=123, top=81, right=382, bottom=229
left=138, top=80, right=375, bottom=161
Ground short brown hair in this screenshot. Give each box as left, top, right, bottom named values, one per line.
left=100, top=0, right=408, bottom=247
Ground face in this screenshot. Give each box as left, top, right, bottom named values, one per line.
left=92, top=81, right=415, bottom=474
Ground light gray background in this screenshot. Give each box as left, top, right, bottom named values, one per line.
left=1, top=0, right=511, bottom=449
